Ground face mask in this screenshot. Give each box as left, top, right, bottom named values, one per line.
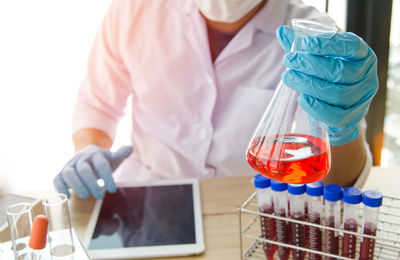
left=193, top=0, right=263, bottom=23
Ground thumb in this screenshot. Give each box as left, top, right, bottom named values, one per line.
left=276, top=25, right=294, bottom=53
left=109, top=145, right=133, bottom=172
left=111, top=145, right=133, bottom=161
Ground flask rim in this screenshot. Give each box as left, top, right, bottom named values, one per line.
left=291, top=18, right=338, bottom=34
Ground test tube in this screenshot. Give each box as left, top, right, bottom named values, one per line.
left=359, top=190, right=383, bottom=260
left=341, top=187, right=362, bottom=258
left=6, top=202, right=34, bottom=259
left=323, top=184, right=342, bottom=260
left=306, top=181, right=324, bottom=260
left=253, top=174, right=276, bottom=260
left=42, top=193, right=75, bottom=258
left=288, top=184, right=306, bottom=260
left=271, top=180, right=290, bottom=260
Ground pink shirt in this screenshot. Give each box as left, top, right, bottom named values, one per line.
left=73, top=0, right=367, bottom=183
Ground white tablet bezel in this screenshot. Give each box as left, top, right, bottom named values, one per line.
left=83, top=178, right=205, bottom=259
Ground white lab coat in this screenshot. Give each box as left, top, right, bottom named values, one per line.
left=73, top=0, right=372, bottom=186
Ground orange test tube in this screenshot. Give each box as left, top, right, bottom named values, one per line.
left=28, top=215, right=49, bottom=250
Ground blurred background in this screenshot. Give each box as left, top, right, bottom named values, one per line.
left=0, top=0, right=398, bottom=193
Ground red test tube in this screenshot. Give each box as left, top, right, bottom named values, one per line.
left=323, top=184, right=342, bottom=260
left=306, top=181, right=324, bottom=260
left=254, top=174, right=277, bottom=260
left=359, top=190, right=383, bottom=260
left=342, top=187, right=363, bottom=258
left=271, top=180, right=290, bottom=260
left=288, top=184, right=306, bottom=260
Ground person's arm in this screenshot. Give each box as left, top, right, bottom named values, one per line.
left=323, top=134, right=367, bottom=187
left=72, top=128, right=113, bottom=151
left=54, top=0, right=134, bottom=199
left=276, top=26, right=378, bottom=187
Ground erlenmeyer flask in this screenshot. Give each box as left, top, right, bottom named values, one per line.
left=246, top=19, right=338, bottom=184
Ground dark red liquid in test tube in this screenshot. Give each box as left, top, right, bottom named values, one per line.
left=291, top=213, right=306, bottom=260
left=254, top=174, right=277, bottom=260
left=271, top=181, right=290, bottom=260
left=276, top=210, right=290, bottom=260
left=323, top=185, right=342, bottom=260
left=342, top=218, right=358, bottom=258
left=342, top=219, right=357, bottom=258
left=304, top=201, right=309, bottom=248
left=308, top=213, right=322, bottom=260
left=359, top=190, right=382, bottom=260
left=359, top=222, right=377, bottom=260
left=342, top=187, right=363, bottom=258
left=325, top=216, right=339, bottom=259
left=260, top=206, right=277, bottom=260
left=306, top=181, right=324, bottom=260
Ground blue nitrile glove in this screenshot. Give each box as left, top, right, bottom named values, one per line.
left=54, top=145, right=132, bottom=199
left=276, top=25, right=378, bottom=145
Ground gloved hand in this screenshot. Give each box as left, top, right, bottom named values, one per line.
left=54, top=145, right=133, bottom=199
left=276, top=25, right=379, bottom=145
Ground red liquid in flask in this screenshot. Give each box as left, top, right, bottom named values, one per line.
left=247, top=134, right=330, bottom=184
left=308, top=213, right=322, bottom=260
left=342, top=218, right=358, bottom=258
left=275, top=210, right=290, bottom=260
left=325, top=216, right=339, bottom=260
left=359, top=222, right=377, bottom=260
left=291, top=213, right=306, bottom=260
left=260, top=206, right=277, bottom=260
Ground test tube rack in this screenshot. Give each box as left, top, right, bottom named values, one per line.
left=238, top=192, right=400, bottom=260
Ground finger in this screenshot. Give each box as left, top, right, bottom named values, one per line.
left=298, top=92, right=375, bottom=128
left=92, top=153, right=116, bottom=193
left=302, top=32, right=369, bottom=60
left=61, top=166, right=90, bottom=199
left=283, top=50, right=376, bottom=84
left=53, top=174, right=71, bottom=198
left=276, top=25, right=294, bottom=53
left=282, top=70, right=363, bottom=107
left=76, top=161, right=105, bottom=199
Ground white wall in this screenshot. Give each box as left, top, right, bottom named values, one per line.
left=0, top=0, right=115, bottom=193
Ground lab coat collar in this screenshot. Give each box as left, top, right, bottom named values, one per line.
left=253, top=0, right=290, bottom=34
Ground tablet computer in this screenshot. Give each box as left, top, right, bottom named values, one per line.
left=83, top=178, right=205, bottom=259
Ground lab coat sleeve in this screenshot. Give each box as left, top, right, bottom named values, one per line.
left=354, top=119, right=373, bottom=189
left=72, top=0, right=132, bottom=141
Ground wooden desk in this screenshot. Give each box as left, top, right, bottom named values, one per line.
left=69, top=176, right=255, bottom=260
left=3, top=166, right=400, bottom=259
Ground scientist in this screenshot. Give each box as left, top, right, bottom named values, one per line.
left=54, top=0, right=378, bottom=199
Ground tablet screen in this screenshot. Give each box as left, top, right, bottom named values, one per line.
left=88, top=184, right=196, bottom=250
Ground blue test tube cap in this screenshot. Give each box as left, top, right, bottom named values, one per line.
left=306, top=181, right=324, bottom=197
left=270, top=180, right=288, bottom=192
left=363, top=190, right=383, bottom=207
left=288, top=184, right=306, bottom=195
left=253, top=174, right=271, bottom=189
left=323, top=184, right=343, bottom=202
left=343, top=187, right=363, bottom=204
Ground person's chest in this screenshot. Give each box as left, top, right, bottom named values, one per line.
left=118, top=0, right=286, bottom=175
left=118, top=2, right=285, bottom=120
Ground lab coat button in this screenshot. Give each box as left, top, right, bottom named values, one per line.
left=199, top=128, right=209, bottom=139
